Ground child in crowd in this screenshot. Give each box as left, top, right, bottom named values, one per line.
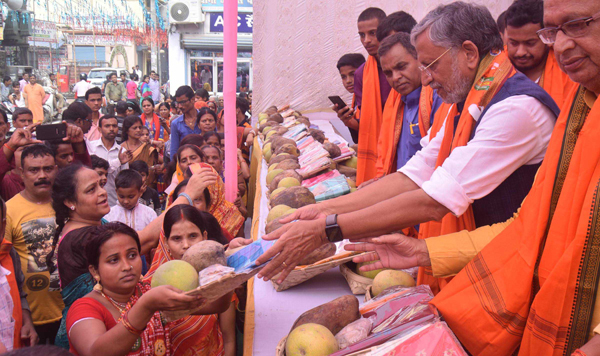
left=90, top=155, right=109, bottom=188
left=129, top=160, right=162, bottom=216
left=203, top=131, right=221, bottom=147
left=104, top=169, right=157, bottom=230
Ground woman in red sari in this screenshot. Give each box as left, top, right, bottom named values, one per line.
left=65, top=223, right=207, bottom=356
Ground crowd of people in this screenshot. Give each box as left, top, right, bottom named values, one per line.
left=0, top=0, right=599, bottom=354
left=0, top=55, right=256, bottom=355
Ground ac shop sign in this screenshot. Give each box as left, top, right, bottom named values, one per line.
left=209, top=13, right=253, bottom=33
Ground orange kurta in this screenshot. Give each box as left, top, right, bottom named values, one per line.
left=432, top=86, right=599, bottom=356
left=417, top=51, right=517, bottom=295
left=356, top=56, right=384, bottom=185
left=23, top=83, right=45, bottom=124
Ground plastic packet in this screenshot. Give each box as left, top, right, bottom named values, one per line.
left=198, top=264, right=234, bottom=286
left=334, top=317, right=375, bottom=349
left=360, top=285, right=433, bottom=315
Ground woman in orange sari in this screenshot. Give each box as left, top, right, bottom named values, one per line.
left=144, top=205, right=246, bottom=356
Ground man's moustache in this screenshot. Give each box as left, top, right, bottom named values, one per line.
left=34, top=180, right=51, bottom=186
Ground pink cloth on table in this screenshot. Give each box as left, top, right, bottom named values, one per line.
left=380, top=321, right=467, bottom=356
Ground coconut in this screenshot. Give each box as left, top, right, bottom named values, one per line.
left=297, top=116, right=311, bottom=127
left=270, top=137, right=297, bottom=153
left=309, top=128, right=326, bottom=143
left=265, top=106, right=278, bottom=115
left=181, top=240, right=227, bottom=273
left=276, top=160, right=301, bottom=171
left=337, top=164, right=357, bottom=178
left=269, top=170, right=303, bottom=192
left=268, top=113, right=284, bottom=123
left=270, top=186, right=316, bottom=209
left=286, top=323, right=338, bottom=356
left=323, top=142, right=342, bottom=158
left=341, top=156, right=358, bottom=169
left=269, top=154, right=299, bottom=166
left=275, top=143, right=301, bottom=157
left=372, top=270, right=416, bottom=296
left=264, top=212, right=294, bottom=234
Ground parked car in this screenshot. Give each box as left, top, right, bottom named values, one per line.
left=87, top=67, right=129, bottom=88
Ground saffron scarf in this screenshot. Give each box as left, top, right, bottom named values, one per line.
left=142, top=112, right=169, bottom=141
left=143, top=233, right=224, bottom=356
left=356, top=56, right=384, bottom=185
left=0, top=242, right=21, bottom=349
left=417, top=51, right=517, bottom=294
left=375, top=86, right=435, bottom=177
left=432, top=85, right=600, bottom=355
left=540, top=49, right=578, bottom=111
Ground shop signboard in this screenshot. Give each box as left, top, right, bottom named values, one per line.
left=66, top=34, right=133, bottom=46
left=201, top=0, right=253, bottom=12
left=209, top=12, right=252, bottom=33
left=28, top=20, right=57, bottom=43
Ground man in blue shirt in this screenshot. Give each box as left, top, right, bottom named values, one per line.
left=170, top=86, right=201, bottom=160
left=377, top=32, right=443, bottom=175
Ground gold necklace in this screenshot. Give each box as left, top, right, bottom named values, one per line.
left=97, top=290, right=128, bottom=314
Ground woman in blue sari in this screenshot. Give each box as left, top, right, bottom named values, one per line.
left=47, top=163, right=218, bottom=348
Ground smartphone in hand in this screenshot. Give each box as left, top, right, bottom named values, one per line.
left=36, top=123, right=67, bottom=141
left=328, top=96, right=348, bottom=110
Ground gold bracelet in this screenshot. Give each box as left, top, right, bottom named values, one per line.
left=121, top=311, right=145, bottom=336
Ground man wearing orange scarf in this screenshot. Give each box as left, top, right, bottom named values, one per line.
left=342, top=0, right=600, bottom=354
left=352, top=7, right=392, bottom=185
left=376, top=32, right=443, bottom=177
left=255, top=2, right=560, bottom=292
left=505, top=0, right=577, bottom=110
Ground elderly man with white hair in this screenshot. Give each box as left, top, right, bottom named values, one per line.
left=256, top=1, right=560, bottom=293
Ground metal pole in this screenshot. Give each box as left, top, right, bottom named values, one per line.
left=32, top=0, right=37, bottom=69
left=47, top=0, right=53, bottom=73
left=91, top=0, right=97, bottom=65
left=150, top=0, right=158, bottom=72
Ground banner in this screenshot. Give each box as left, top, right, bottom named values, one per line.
left=210, top=12, right=252, bottom=33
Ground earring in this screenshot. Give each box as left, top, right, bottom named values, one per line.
left=93, top=277, right=102, bottom=292
left=70, top=206, right=75, bottom=211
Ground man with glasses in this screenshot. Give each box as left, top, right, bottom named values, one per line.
left=337, top=0, right=600, bottom=354
left=169, top=85, right=202, bottom=160
left=505, top=0, right=577, bottom=110
left=254, top=1, right=559, bottom=296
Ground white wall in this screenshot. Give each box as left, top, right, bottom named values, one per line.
left=252, top=0, right=514, bottom=114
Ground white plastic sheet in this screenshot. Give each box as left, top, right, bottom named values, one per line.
left=253, top=0, right=513, bottom=114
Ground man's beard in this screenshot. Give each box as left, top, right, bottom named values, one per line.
left=512, top=48, right=549, bottom=73
left=432, top=56, right=473, bottom=104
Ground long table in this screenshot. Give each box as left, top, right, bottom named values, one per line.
left=243, top=116, right=360, bottom=355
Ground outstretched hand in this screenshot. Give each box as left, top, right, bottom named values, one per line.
left=185, top=167, right=219, bottom=201
left=255, top=218, right=327, bottom=283
left=345, top=233, right=431, bottom=272
left=118, top=146, right=133, bottom=164
left=277, top=204, right=328, bottom=224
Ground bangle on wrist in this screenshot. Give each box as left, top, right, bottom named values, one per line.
left=121, top=311, right=145, bottom=336
left=178, top=192, right=193, bottom=205
left=3, top=143, right=16, bottom=153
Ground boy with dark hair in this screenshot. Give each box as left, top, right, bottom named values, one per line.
left=90, top=155, right=109, bottom=188
left=62, top=101, right=93, bottom=134
left=103, top=169, right=157, bottom=230
left=334, top=53, right=366, bottom=143
left=114, top=101, right=129, bottom=144
left=352, top=7, right=392, bottom=185
left=129, top=160, right=162, bottom=215
left=375, top=11, right=417, bottom=42
left=504, top=0, right=576, bottom=109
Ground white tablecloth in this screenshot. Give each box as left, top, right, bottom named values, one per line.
left=251, top=119, right=358, bottom=355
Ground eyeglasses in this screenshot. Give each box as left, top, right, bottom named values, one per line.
left=537, top=11, right=600, bottom=44
left=175, top=99, right=190, bottom=105
left=418, top=47, right=452, bottom=78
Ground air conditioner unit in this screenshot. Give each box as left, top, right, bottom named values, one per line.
left=169, top=0, right=204, bottom=24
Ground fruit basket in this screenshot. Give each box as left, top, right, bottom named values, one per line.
left=276, top=336, right=287, bottom=356
left=339, top=261, right=374, bottom=295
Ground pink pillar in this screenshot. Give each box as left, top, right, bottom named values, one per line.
left=223, top=0, right=238, bottom=202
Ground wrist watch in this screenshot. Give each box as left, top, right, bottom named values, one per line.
left=325, top=214, right=343, bottom=243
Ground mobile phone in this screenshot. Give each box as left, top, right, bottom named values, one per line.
left=36, top=123, right=67, bottom=141
left=328, top=96, right=348, bottom=109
